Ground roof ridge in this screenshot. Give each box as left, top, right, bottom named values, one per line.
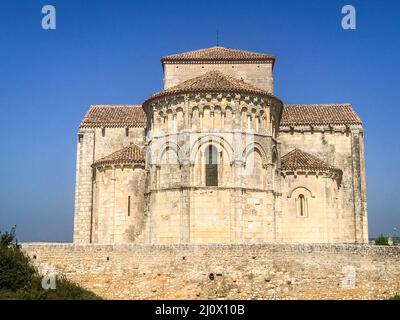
left=284, top=103, right=351, bottom=107
left=161, top=46, right=275, bottom=63
left=89, top=104, right=142, bottom=108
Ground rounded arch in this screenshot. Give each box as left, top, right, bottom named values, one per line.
left=156, top=141, right=185, bottom=166
left=190, top=134, right=234, bottom=165
left=287, top=186, right=315, bottom=199
left=242, top=142, right=268, bottom=166
left=191, top=106, right=200, bottom=131
left=214, top=105, right=221, bottom=112
left=243, top=147, right=266, bottom=189
left=271, top=146, right=278, bottom=164
left=298, top=194, right=306, bottom=217
left=213, top=105, right=222, bottom=128
left=202, top=106, right=212, bottom=129
left=176, top=107, right=184, bottom=131
left=224, top=106, right=233, bottom=129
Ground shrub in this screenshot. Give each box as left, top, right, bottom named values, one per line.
left=0, top=227, right=36, bottom=291
left=375, top=234, right=389, bottom=246
left=0, top=276, right=100, bottom=300
left=0, top=227, right=101, bottom=300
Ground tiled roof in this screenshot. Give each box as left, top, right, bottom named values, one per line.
left=281, top=149, right=341, bottom=174
left=280, top=104, right=361, bottom=126
left=161, top=46, right=275, bottom=63
left=80, top=105, right=146, bottom=128
left=144, top=71, right=278, bottom=105
left=92, top=144, right=145, bottom=168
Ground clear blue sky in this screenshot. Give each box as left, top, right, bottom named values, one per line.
left=0, top=0, right=399, bottom=241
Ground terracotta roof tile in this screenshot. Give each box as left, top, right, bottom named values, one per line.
left=80, top=105, right=146, bottom=128
left=92, top=144, right=145, bottom=168
left=144, top=71, right=278, bottom=105
left=161, top=46, right=275, bottom=63
left=281, top=149, right=341, bottom=174
left=280, top=104, right=361, bottom=126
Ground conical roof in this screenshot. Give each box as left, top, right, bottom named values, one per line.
left=281, top=149, right=341, bottom=174
left=144, top=70, right=276, bottom=105
left=92, top=144, right=145, bottom=168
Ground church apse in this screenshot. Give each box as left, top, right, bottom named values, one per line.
left=73, top=47, right=367, bottom=244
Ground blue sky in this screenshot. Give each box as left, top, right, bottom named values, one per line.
left=0, top=0, right=399, bottom=241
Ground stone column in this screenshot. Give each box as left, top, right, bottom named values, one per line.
left=200, top=150, right=204, bottom=185
left=233, top=159, right=243, bottom=242
left=180, top=160, right=191, bottom=243
left=184, top=97, right=190, bottom=128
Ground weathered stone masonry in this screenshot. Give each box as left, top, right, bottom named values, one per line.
left=24, top=47, right=378, bottom=301
left=73, top=46, right=369, bottom=245
left=22, top=243, right=400, bottom=300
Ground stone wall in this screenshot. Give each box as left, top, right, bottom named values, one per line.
left=22, top=243, right=400, bottom=300
left=280, top=174, right=346, bottom=243
left=74, top=126, right=146, bottom=243
left=145, top=91, right=282, bottom=245
left=163, top=62, right=274, bottom=93
left=92, top=166, right=147, bottom=243
left=279, top=126, right=368, bottom=243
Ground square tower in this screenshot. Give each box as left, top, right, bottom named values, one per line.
left=161, top=46, right=275, bottom=94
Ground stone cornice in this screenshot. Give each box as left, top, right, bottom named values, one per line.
left=279, top=124, right=363, bottom=134
left=162, top=60, right=273, bottom=65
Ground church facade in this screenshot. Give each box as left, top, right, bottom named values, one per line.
left=73, top=46, right=368, bottom=244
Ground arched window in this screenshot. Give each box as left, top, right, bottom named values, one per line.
left=297, top=194, right=308, bottom=217
left=271, top=148, right=278, bottom=189
left=205, top=145, right=218, bottom=186
left=299, top=194, right=305, bottom=216
left=272, top=148, right=277, bottom=164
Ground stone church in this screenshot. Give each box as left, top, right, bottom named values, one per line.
left=73, top=46, right=368, bottom=245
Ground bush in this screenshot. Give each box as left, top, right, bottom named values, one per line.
left=0, top=227, right=101, bottom=300
left=0, top=227, right=36, bottom=291
left=0, top=276, right=101, bottom=300
left=375, top=234, right=389, bottom=246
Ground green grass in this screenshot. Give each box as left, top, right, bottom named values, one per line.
left=0, top=227, right=101, bottom=300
